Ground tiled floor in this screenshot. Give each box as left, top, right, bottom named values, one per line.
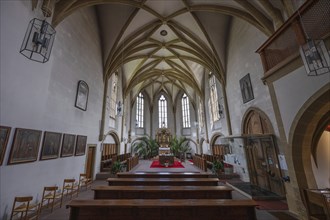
left=39, top=160, right=299, bottom=220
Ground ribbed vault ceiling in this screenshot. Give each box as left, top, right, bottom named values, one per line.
left=52, top=0, right=288, bottom=104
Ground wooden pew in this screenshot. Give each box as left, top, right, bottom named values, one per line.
left=67, top=199, right=257, bottom=220
left=93, top=185, right=233, bottom=199
left=203, top=154, right=220, bottom=169
left=303, top=188, right=330, bottom=219
left=126, top=155, right=139, bottom=172
left=192, top=155, right=207, bottom=172
left=116, top=172, right=210, bottom=178
left=107, top=177, right=219, bottom=186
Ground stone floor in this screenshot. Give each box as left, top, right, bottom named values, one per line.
left=39, top=159, right=299, bottom=220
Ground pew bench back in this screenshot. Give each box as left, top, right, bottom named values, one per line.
left=106, top=177, right=219, bottom=186
left=67, top=199, right=257, bottom=220
left=93, top=185, right=233, bottom=199
left=116, top=172, right=210, bottom=178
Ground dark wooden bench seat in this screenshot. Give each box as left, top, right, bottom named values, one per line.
left=93, top=185, right=233, bottom=199
left=116, top=172, right=210, bottom=178
left=106, top=177, right=219, bottom=186
left=67, top=199, right=257, bottom=220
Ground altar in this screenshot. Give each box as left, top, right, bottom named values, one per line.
left=159, top=147, right=171, bottom=154
left=159, top=154, right=174, bottom=166
left=156, top=128, right=173, bottom=166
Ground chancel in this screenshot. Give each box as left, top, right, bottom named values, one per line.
left=0, top=0, right=329, bottom=220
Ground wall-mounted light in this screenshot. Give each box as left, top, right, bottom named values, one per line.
left=282, top=176, right=290, bottom=183
left=218, top=103, right=225, bottom=119
left=116, top=101, right=123, bottom=116
left=20, top=18, right=56, bottom=63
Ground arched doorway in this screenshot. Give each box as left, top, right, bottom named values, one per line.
left=100, top=130, right=120, bottom=172
left=288, top=86, right=329, bottom=216
left=210, top=133, right=229, bottom=158
left=242, top=108, right=285, bottom=196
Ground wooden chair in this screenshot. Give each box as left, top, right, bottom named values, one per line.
left=10, top=196, right=40, bottom=220
left=78, top=173, right=92, bottom=191
left=62, top=179, right=79, bottom=200
left=40, top=186, right=63, bottom=213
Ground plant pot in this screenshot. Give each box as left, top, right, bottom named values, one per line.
left=224, top=167, right=233, bottom=174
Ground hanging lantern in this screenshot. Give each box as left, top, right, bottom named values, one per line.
left=299, top=39, right=330, bottom=76
left=20, top=18, right=56, bottom=63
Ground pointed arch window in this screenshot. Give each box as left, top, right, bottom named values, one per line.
left=136, top=93, right=144, bottom=128
left=158, top=95, right=167, bottom=128
left=209, top=75, right=220, bottom=122
left=182, top=93, right=191, bottom=128
left=109, top=73, right=118, bottom=118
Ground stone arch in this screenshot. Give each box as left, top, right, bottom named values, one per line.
left=102, top=130, right=120, bottom=153
left=210, top=132, right=223, bottom=146
left=186, top=138, right=198, bottom=154
left=288, top=84, right=330, bottom=191
left=209, top=132, right=224, bottom=154
left=241, top=107, right=274, bottom=135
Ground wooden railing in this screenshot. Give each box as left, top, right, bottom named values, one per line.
left=112, top=153, right=131, bottom=163
left=256, top=0, right=330, bottom=79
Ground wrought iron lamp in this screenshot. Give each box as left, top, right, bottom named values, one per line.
left=298, top=10, right=330, bottom=76
left=299, top=39, right=330, bottom=76
left=218, top=103, right=225, bottom=119
left=20, top=18, right=56, bottom=63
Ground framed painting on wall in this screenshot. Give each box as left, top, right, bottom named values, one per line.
left=0, top=126, right=11, bottom=165
left=75, top=80, right=89, bottom=111
left=239, top=73, right=254, bottom=104
left=40, top=131, right=62, bottom=160
left=61, top=134, right=76, bottom=157
left=7, top=128, right=42, bottom=165
left=75, top=135, right=87, bottom=156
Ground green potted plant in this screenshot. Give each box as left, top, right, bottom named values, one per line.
left=133, top=135, right=159, bottom=159
left=111, top=161, right=123, bottom=175
left=170, top=136, right=191, bottom=161
left=212, top=160, right=224, bottom=176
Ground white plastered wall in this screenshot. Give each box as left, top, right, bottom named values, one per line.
left=0, top=1, right=103, bottom=218
left=221, top=17, right=278, bottom=181
left=226, top=17, right=278, bottom=137
left=273, top=66, right=329, bottom=141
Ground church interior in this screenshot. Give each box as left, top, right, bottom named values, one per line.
left=0, top=0, right=329, bottom=219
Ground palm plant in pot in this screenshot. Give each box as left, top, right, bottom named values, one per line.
left=170, top=136, right=191, bottom=162
left=133, top=135, right=159, bottom=159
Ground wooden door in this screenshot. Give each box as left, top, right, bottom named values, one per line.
left=260, top=137, right=284, bottom=196
left=246, top=139, right=270, bottom=191
left=246, top=136, right=285, bottom=196
left=243, top=109, right=285, bottom=196
left=85, top=146, right=96, bottom=179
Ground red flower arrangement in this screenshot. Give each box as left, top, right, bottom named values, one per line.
left=224, top=163, right=233, bottom=168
